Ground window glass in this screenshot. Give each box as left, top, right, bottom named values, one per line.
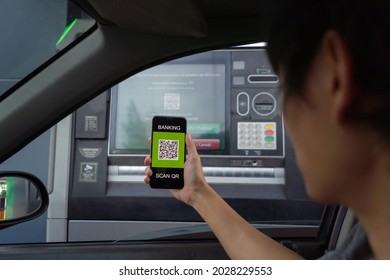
left=67, top=47, right=325, bottom=242
left=0, top=0, right=95, bottom=97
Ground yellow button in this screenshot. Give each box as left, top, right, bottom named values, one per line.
left=264, top=123, right=275, bottom=130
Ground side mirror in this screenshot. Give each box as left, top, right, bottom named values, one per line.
left=0, top=171, right=49, bottom=230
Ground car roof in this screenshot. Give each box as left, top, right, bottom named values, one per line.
left=0, top=0, right=282, bottom=163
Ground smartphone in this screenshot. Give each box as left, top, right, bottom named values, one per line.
left=150, top=116, right=186, bottom=189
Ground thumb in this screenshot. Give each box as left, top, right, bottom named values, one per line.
left=186, top=133, right=198, bottom=158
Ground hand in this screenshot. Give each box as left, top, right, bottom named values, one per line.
left=144, top=133, right=209, bottom=206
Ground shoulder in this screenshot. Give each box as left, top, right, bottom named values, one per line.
left=319, top=222, right=373, bottom=260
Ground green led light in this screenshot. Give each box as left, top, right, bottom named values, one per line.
left=56, top=18, right=78, bottom=47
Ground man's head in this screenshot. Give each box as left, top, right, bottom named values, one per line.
left=266, top=0, right=389, bottom=203
left=267, top=0, right=389, bottom=140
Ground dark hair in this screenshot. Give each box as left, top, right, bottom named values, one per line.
left=266, top=0, right=389, bottom=140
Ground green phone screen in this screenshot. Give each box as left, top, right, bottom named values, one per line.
left=151, top=131, right=185, bottom=169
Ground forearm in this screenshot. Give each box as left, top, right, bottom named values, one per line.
left=191, top=184, right=304, bottom=260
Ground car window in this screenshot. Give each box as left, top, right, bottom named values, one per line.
left=64, top=47, right=325, bottom=242
left=0, top=0, right=95, bottom=98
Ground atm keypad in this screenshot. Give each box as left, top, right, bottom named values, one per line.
left=237, top=122, right=276, bottom=150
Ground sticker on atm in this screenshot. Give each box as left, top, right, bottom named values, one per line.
left=79, top=162, right=98, bottom=183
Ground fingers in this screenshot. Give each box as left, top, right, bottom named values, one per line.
left=144, top=155, right=151, bottom=166
left=144, top=165, right=153, bottom=183
left=144, top=166, right=152, bottom=184
left=144, top=152, right=152, bottom=184
left=144, top=136, right=153, bottom=185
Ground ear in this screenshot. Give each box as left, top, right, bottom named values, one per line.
left=322, top=31, right=355, bottom=124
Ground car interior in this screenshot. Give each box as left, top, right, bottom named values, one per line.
left=0, top=0, right=357, bottom=259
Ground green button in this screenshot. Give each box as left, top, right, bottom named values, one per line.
left=265, top=136, right=275, bottom=142
left=188, top=123, right=220, bottom=134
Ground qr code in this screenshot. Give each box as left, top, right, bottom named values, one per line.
left=164, top=93, right=180, bottom=110
left=158, top=139, right=179, bottom=160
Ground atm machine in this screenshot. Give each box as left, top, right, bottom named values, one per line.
left=52, top=46, right=324, bottom=242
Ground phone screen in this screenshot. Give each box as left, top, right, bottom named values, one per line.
left=150, top=116, right=186, bottom=188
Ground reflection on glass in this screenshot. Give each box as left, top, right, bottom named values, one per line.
left=0, top=177, right=42, bottom=221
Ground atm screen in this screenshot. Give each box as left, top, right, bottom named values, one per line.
left=110, top=62, right=226, bottom=155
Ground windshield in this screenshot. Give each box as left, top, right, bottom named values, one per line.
left=0, top=0, right=95, bottom=98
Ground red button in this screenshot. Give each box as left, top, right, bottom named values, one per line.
left=193, top=139, right=220, bottom=150
left=264, top=130, right=275, bottom=136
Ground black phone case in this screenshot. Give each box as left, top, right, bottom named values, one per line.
left=150, top=116, right=186, bottom=189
